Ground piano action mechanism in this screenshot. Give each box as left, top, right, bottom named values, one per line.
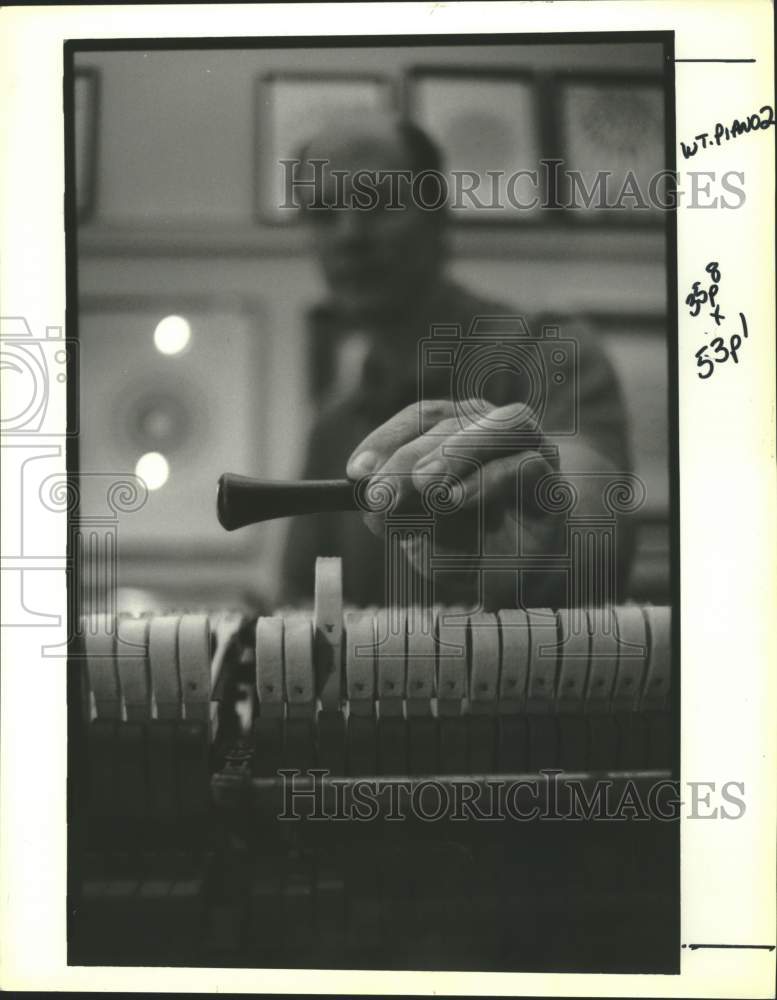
left=72, top=476, right=677, bottom=971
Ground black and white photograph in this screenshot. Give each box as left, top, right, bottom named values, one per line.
left=66, top=33, right=680, bottom=974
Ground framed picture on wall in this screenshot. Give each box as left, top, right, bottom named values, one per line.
left=74, top=68, right=99, bottom=221
left=405, top=68, right=543, bottom=224
left=556, top=73, right=666, bottom=225
left=256, top=72, right=394, bottom=224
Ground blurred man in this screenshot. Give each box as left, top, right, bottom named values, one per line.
left=281, top=112, right=633, bottom=609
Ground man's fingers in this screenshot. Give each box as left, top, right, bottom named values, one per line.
left=350, top=399, right=561, bottom=544
left=410, top=402, right=553, bottom=490
left=373, top=414, right=463, bottom=492
left=362, top=450, right=558, bottom=541
left=348, top=398, right=554, bottom=532
left=353, top=412, right=465, bottom=522
left=346, top=399, right=458, bottom=478
left=458, top=451, right=558, bottom=518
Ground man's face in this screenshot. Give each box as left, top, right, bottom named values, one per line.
left=301, top=123, right=443, bottom=323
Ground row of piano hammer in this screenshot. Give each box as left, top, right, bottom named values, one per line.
left=78, top=558, right=673, bottom=826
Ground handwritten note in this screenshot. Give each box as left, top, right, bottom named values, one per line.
left=687, top=262, right=750, bottom=379
left=680, top=104, right=775, bottom=158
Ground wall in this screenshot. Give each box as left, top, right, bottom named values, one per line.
left=74, top=41, right=671, bottom=609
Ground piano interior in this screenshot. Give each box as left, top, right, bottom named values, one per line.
left=70, top=556, right=678, bottom=972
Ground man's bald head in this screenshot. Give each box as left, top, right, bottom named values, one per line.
left=298, top=110, right=445, bottom=191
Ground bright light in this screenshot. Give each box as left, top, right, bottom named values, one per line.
left=153, top=315, right=191, bottom=355
left=135, top=451, right=170, bottom=491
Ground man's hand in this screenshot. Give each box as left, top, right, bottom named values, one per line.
left=346, top=399, right=565, bottom=582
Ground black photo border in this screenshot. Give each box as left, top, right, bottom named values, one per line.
left=63, top=29, right=679, bottom=975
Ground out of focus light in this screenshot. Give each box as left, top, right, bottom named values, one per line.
left=135, top=451, right=170, bottom=491
left=153, top=315, right=191, bottom=355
